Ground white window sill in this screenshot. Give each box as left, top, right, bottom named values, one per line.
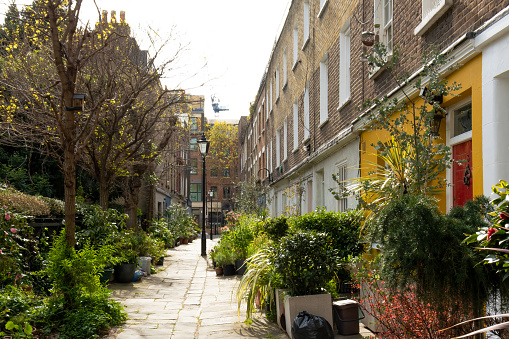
left=317, top=0, right=329, bottom=18
left=414, top=0, right=453, bottom=36
left=302, top=37, right=310, bottom=51
left=292, top=61, right=299, bottom=71
left=319, top=118, right=329, bottom=128
left=292, top=148, right=299, bottom=154
left=337, top=97, right=351, bottom=111
left=302, top=136, right=311, bottom=144
left=275, top=97, right=280, bottom=104
left=283, top=82, right=288, bottom=91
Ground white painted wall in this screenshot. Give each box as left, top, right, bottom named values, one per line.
left=268, top=137, right=360, bottom=217
left=478, top=13, right=509, bottom=196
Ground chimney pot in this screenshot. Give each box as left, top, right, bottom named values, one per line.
left=102, top=10, right=107, bottom=23
left=111, top=10, right=116, bottom=23
left=120, top=11, right=125, bottom=23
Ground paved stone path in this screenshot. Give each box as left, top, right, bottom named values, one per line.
left=105, top=236, right=374, bottom=338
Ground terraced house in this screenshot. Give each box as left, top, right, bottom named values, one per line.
left=240, top=0, right=509, bottom=216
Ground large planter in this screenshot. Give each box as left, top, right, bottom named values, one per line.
left=235, top=259, right=247, bottom=275
left=283, top=293, right=333, bottom=339
left=137, top=256, right=152, bottom=275
left=98, top=268, right=114, bottom=284
left=223, top=263, right=235, bottom=276
left=114, top=263, right=136, bottom=283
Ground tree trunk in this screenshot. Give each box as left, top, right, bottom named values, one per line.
left=63, top=128, right=77, bottom=248
left=125, top=174, right=142, bottom=230
left=99, top=178, right=110, bottom=210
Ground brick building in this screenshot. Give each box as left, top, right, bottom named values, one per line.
left=240, top=0, right=509, bottom=216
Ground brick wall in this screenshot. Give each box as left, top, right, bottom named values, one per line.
left=240, top=0, right=509, bottom=184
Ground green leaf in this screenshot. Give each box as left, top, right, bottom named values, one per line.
left=5, top=321, right=16, bottom=331
left=24, top=323, right=33, bottom=335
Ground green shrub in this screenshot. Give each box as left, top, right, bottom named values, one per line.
left=292, top=208, right=364, bottom=259
left=166, top=203, right=195, bottom=238
left=272, top=230, right=343, bottom=296
left=263, top=215, right=288, bottom=242
left=149, top=218, right=177, bottom=248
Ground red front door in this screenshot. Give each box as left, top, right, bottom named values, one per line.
left=452, top=140, right=473, bottom=207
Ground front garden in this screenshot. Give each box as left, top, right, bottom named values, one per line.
left=0, top=184, right=199, bottom=338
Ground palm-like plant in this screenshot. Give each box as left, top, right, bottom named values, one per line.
left=332, top=137, right=418, bottom=227
left=236, top=247, right=278, bottom=320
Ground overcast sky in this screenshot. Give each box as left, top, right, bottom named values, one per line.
left=0, top=0, right=291, bottom=121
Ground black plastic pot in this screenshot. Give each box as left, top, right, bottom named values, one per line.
left=235, top=259, right=247, bottom=275
left=223, top=263, right=236, bottom=276
left=114, top=263, right=136, bottom=283
left=98, top=268, right=114, bottom=284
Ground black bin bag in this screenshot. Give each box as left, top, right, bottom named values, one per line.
left=291, top=311, right=334, bottom=339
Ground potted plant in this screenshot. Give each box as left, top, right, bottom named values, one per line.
left=113, top=230, right=139, bottom=283
left=273, top=231, right=342, bottom=338
left=213, top=251, right=226, bottom=276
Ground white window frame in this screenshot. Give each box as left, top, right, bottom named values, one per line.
left=318, top=0, right=329, bottom=18
left=283, top=117, right=288, bottom=161
left=270, top=79, right=273, bottom=111
left=275, top=68, right=280, bottom=100
left=336, top=161, right=348, bottom=212
left=303, top=82, right=310, bottom=142
left=414, top=0, right=453, bottom=36
left=319, top=53, right=329, bottom=127
left=339, top=19, right=351, bottom=110
left=269, top=139, right=273, bottom=171
left=374, top=0, right=393, bottom=55
left=266, top=92, right=269, bottom=121
left=283, top=50, right=288, bottom=89
left=276, top=128, right=281, bottom=167
left=293, top=101, right=299, bottom=152
left=303, top=0, right=310, bottom=49
left=293, top=25, right=299, bottom=70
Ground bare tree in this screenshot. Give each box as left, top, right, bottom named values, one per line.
left=0, top=0, right=119, bottom=247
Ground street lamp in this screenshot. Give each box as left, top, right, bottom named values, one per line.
left=209, top=190, right=214, bottom=240
left=198, top=133, right=210, bottom=256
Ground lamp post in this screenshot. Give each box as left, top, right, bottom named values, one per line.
left=197, top=133, right=210, bottom=256
left=208, top=190, right=214, bottom=240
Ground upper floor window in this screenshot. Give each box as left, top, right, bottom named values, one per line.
left=190, top=158, right=197, bottom=175
left=190, top=137, right=197, bottom=151
left=414, top=0, right=453, bottom=36
left=276, top=127, right=281, bottom=167
left=293, top=101, right=299, bottom=152
left=303, top=0, right=310, bottom=48
left=275, top=68, right=280, bottom=100
left=211, top=166, right=218, bottom=177
left=283, top=117, right=288, bottom=161
left=339, top=20, right=351, bottom=109
left=283, top=50, right=288, bottom=88
left=293, top=25, right=299, bottom=68
left=318, top=0, right=329, bottom=17
left=303, top=82, right=310, bottom=142
left=375, top=0, right=393, bottom=54
left=190, top=117, right=198, bottom=131
left=319, top=53, right=329, bottom=125
left=223, top=167, right=230, bottom=178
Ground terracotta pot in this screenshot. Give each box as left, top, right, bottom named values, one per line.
left=215, top=267, right=223, bottom=276
left=182, top=238, right=189, bottom=244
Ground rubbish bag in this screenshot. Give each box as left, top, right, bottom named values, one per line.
left=291, top=311, right=334, bottom=339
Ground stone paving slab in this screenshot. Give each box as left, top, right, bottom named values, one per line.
left=103, top=236, right=375, bottom=339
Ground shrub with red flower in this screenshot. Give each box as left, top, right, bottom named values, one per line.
left=355, top=267, right=475, bottom=338
left=225, top=211, right=241, bottom=228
